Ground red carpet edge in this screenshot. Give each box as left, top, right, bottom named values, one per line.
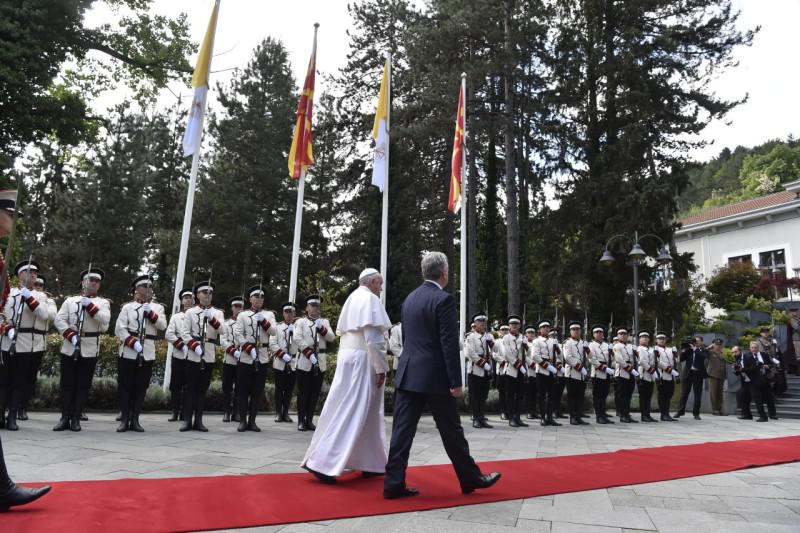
left=4, top=435, right=800, bottom=532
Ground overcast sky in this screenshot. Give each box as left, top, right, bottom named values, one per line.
left=88, top=0, right=800, bottom=163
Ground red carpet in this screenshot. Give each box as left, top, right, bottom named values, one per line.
left=5, top=435, right=800, bottom=532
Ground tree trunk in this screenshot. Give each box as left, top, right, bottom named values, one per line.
left=504, top=1, right=521, bottom=315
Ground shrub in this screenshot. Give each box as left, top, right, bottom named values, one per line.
left=706, top=263, right=770, bottom=311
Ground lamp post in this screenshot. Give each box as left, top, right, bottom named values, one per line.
left=599, top=231, right=672, bottom=334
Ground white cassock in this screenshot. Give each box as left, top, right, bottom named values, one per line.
left=301, top=285, right=391, bottom=476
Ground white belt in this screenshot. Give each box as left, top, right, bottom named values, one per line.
left=339, top=331, right=367, bottom=351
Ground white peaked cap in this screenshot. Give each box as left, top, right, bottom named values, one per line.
left=358, top=268, right=380, bottom=281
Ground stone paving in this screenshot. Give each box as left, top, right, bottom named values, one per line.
left=3, top=411, right=800, bottom=532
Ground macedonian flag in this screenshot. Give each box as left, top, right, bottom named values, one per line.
left=288, top=25, right=318, bottom=179
left=448, top=81, right=466, bottom=212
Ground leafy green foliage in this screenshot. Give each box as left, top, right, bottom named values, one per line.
left=706, top=262, right=769, bottom=311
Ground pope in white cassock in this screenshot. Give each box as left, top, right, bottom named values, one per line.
left=301, top=268, right=391, bottom=484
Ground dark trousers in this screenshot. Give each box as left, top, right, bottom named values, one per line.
left=274, top=367, right=295, bottom=418
left=0, top=352, right=14, bottom=423
left=657, top=379, right=674, bottom=416
left=551, top=376, right=566, bottom=415
left=496, top=369, right=507, bottom=415
left=23, top=351, right=43, bottom=410
left=501, top=374, right=523, bottom=419
left=615, top=376, right=634, bottom=417
left=58, top=354, right=97, bottom=419
left=592, top=376, right=611, bottom=417
left=525, top=374, right=538, bottom=416
left=678, top=371, right=704, bottom=415
left=468, top=373, right=490, bottom=420
left=385, top=388, right=482, bottom=492
left=118, top=357, right=153, bottom=421
left=566, top=378, right=584, bottom=418
left=638, top=379, right=654, bottom=417
left=745, top=382, right=767, bottom=418
left=221, top=362, right=237, bottom=412
left=758, top=381, right=777, bottom=417
left=169, top=357, right=187, bottom=413
left=536, top=373, right=554, bottom=418
left=236, top=361, right=267, bottom=420
left=296, top=368, right=323, bottom=424
left=5, top=352, right=41, bottom=415
left=184, top=359, right=213, bottom=422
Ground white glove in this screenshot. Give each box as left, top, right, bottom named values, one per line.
left=20, top=287, right=31, bottom=299
left=6, top=327, right=15, bottom=340
left=142, top=302, right=151, bottom=313
left=520, top=364, right=527, bottom=375
left=483, top=333, right=493, bottom=342
left=310, top=354, right=318, bottom=365
left=194, top=345, right=203, bottom=356
left=253, top=312, right=264, bottom=323
left=181, top=345, right=189, bottom=355
left=133, top=340, right=143, bottom=353
left=80, top=296, right=91, bottom=308
left=671, top=369, right=679, bottom=377
left=671, top=347, right=678, bottom=354
left=631, top=369, right=640, bottom=378
left=580, top=368, right=588, bottom=377
left=71, top=335, right=79, bottom=346
left=202, top=308, right=213, bottom=319
left=483, top=362, right=491, bottom=372
left=249, top=348, right=257, bottom=358
left=282, top=353, right=292, bottom=363
left=605, top=367, right=615, bottom=376
left=547, top=364, right=557, bottom=375
left=233, top=350, right=241, bottom=359
left=315, top=318, right=323, bottom=329
left=287, top=324, right=294, bottom=335
left=772, top=358, right=780, bottom=365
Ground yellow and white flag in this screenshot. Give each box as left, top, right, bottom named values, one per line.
left=371, top=60, right=390, bottom=191
left=183, top=0, right=220, bottom=157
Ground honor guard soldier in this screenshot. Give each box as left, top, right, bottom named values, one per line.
left=27, top=275, right=57, bottom=420
left=549, top=328, right=568, bottom=419
left=295, top=295, right=335, bottom=431
left=523, top=326, right=539, bottom=420
left=465, top=313, right=495, bottom=429
left=270, top=301, right=299, bottom=423
left=564, top=321, right=590, bottom=425
left=493, top=324, right=510, bottom=419
left=500, top=315, right=528, bottom=427
left=53, top=268, right=110, bottom=432
left=654, top=332, right=679, bottom=421
left=0, top=260, right=54, bottom=430
left=165, top=288, right=194, bottom=422
left=532, top=320, right=560, bottom=426
left=635, top=331, right=658, bottom=422
left=613, top=327, right=638, bottom=423
left=220, top=295, right=244, bottom=423
left=179, top=279, right=224, bottom=432
left=588, top=326, right=615, bottom=424
left=232, top=286, right=276, bottom=432
left=115, top=275, right=166, bottom=432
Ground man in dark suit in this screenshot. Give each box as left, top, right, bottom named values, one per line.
left=675, top=335, right=708, bottom=420
left=384, top=252, right=500, bottom=499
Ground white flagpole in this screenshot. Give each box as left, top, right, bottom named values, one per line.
left=164, top=108, right=205, bottom=391
left=459, top=74, right=467, bottom=387
left=289, top=169, right=306, bottom=302
left=380, top=51, right=391, bottom=306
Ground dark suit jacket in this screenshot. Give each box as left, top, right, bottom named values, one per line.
left=680, top=347, right=708, bottom=379
left=396, top=281, right=462, bottom=394
left=742, top=351, right=766, bottom=386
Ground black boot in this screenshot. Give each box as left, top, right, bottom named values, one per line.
left=547, top=415, right=562, bottom=427
left=179, top=395, right=193, bottom=432
left=70, top=416, right=81, bottom=432
left=248, top=401, right=261, bottom=432
left=237, top=402, right=248, bottom=432
left=168, top=395, right=180, bottom=422
left=129, top=414, right=144, bottom=432
left=80, top=411, right=88, bottom=421
left=193, top=395, right=208, bottom=432
left=5, top=408, right=18, bottom=431
left=514, top=415, right=529, bottom=427
left=569, top=416, right=580, bottom=425
left=222, top=410, right=231, bottom=423
left=116, top=415, right=129, bottom=432
left=115, top=411, right=122, bottom=422
left=53, top=411, right=70, bottom=431
left=17, top=409, right=28, bottom=421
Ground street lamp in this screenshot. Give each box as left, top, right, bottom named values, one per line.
left=599, top=231, right=673, bottom=334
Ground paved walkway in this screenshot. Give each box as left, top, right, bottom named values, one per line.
left=4, top=412, right=800, bottom=532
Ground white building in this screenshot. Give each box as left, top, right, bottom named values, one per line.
left=675, top=179, right=800, bottom=314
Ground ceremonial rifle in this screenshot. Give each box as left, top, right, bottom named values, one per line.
left=198, top=266, right=213, bottom=372
left=252, top=270, right=264, bottom=373
left=73, top=259, right=93, bottom=362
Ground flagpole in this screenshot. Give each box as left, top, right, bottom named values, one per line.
left=289, top=168, right=306, bottom=303
left=459, top=73, right=467, bottom=344
left=380, top=51, right=391, bottom=306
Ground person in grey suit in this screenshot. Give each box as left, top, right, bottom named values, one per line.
left=383, top=252, right=501, bottom=499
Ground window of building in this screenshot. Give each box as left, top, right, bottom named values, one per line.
left=728, top=254, right=752, bottom=265
left=759, top=249, right=788, bottom=297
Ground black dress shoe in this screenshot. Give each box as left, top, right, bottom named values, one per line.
left=508, top=419, right=520, bottom=427
left=596, top=417, right=609, bottom=424
left=304, top=466, right=336, bottom=484
left=179, top=420, right=193, bottom=432
left=546, top=418, right=562, bottom=427
left=194, top=421, right=208, bottom=432
left=130, top=418, right=145, bottom=432
left=117, top=419, right=129, bottom=432
left=298, top=422, right=309, bottom=432
left=17, top=410, right=28, bottom=421
left=500, top=413, right=508, bottom=421
left=283, top=414, right=294, bottom=423
left=526, top=413, right=537, bottom=420
left=674, top=410, right=684, bottom=418
left=53, top=417, right=70, bottom=431
left=515, top=417, right=529, bottom=427
left=80, top=411, right=88, bottom=421
left=770, top=415, right=778, bottom=420
left=5, top=417, right=18, bottom=431
left=757, top=416, right=769, bottom=422
left=362, top=471, right=384, bottom=478
left=306, top=421, right=316, bottom=431
left=237, top=421, right=248, bottom=432
left=461, top=472, right=501, bottom=494
left=383, top=486, right=419, bottom=499
left=0, top=483, right=51, bottom=512
left=737, top=415, right=753, bottom=420
left=70, top=417, right=81, bottom=432
left=693, top=414, right=701, bottom=420
left=222, top=411, right=231, bottom=423
left=275, top=415, right=283, bottom=423
left=578, top=418, right=590, bottom=425
left=479, top=419, right=493, bottom=429
left=661, top=415, right=675, bottom=422
left=248, top=421, right=261, bottom=432
left=603, top=416, right=614, bottom=424
left=569, top=417, right=580, bottom=425
left=473, top=420, right=482, bottom=428
left=167, top=412, right=179, bottom=422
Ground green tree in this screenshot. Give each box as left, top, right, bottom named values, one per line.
left=706, top=262, right=769, bottom=311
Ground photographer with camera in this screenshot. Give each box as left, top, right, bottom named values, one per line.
left=675, top=335, right=708, bottom=420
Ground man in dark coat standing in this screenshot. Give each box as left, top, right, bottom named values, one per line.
left=384, top=251, right=500, bottom=499
left=675, top=335, right=708, bottom=420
